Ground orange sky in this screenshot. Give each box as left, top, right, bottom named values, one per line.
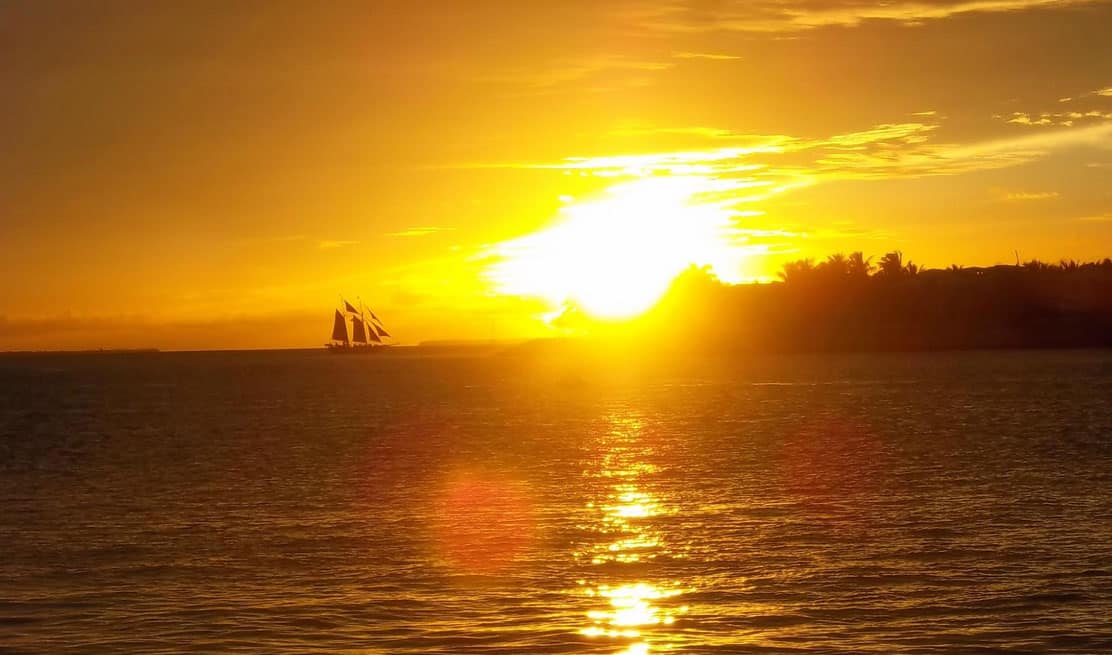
left=2, top=1, right=1111, bottom=350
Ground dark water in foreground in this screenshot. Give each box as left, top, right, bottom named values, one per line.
left=1, top=349, right=1111, bottom=654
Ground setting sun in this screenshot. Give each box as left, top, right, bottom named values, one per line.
left=487, top=176, right=749, bottom=319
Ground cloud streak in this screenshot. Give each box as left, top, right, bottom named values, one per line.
left=636, top=0, right=1101, bottom=33
left=672, top=51, right=742, bottom=60
left=1005, top=110, right=1112, bottom=127
left=387, top=227, right=452, bottom=238
left=478, top=55, right=674, bottom=92
left=999, top=190, right=1060, bottom=201
left=473, top=119, right=1112, bottom=207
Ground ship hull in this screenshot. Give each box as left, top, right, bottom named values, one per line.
left=325, top=343, right=391, bottom=354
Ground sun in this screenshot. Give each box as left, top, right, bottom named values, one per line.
left=488, top=176, right=746, bottom=319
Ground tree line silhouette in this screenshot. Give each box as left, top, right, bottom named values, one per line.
left=631, top=252, right=1112, bottom=352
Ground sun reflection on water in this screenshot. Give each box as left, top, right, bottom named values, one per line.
left=577, top=411, right=689, bottom=654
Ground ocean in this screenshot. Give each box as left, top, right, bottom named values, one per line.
left=2, top=348, right=1110, bottom=654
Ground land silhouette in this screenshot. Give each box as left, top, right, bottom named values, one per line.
left=554, top=252, right=1112, bottom=353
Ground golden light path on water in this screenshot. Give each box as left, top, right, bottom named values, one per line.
left=576, top=412, right=689, bottom=654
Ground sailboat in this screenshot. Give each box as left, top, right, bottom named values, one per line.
left=326, top=299, right=394, bottom=353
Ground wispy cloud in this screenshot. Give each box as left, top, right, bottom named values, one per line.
left=478, top=55, right=673, bottom=92
left=473, top=119, right=1112, bottom=195
left=472, top=140, right=792, bottom=177
left=783, top=0, right=1096, bottom=28
left=1077, top=212, right=1112, bottom=222
left=999, top=190, right=1060, bottom=201
left=387, top=226, right=452, bottom=238
left=969, top=121, right=1112, bottom=152
left=636, top=0, right=1100, bottom=34
left=515, top=121, right=943, bottom=172
left=813, top=122, right=1112, bottom=187
left=606, top=125, right=761, bottom=139
left=821, top=122, right=937, bottom=148
left=812, top=145, right=1030, bottom=178
left=318, top=240, right=359, bottom=249
left=672, top=51, right=742, bottom=60
left=1005, top=110, right=1112, bottom=127
left=502, top=121, right=949, bottom=181
left=1050, top=86, right=1112, bottom=103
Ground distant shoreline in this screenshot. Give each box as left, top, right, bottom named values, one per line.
left=0, top=342, right=521, bottom=356
left=0, top=348, right=162, bottom=355
left=2, top=339, right=1111, bottom=358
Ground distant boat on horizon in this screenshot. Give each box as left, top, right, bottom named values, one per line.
left=326, top=299, right=393, bottom=353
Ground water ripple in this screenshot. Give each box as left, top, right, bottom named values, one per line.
left=1, top=349, right=1110, bottom=653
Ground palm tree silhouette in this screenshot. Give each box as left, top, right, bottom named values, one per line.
left=876, top=251, right=906, bottom=277
left=663, top=249, right=1112, bottom=351
left=821, top=253, right=850, bottom=278
left=847, top=251, right=873, bottom=278
left=778, top=259, right=816, bottom=284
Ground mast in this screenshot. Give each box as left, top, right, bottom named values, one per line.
left=331, top=309, right=349, bottom=344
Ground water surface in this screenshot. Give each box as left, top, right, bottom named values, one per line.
left=2, top=349, right=1110, bottom=653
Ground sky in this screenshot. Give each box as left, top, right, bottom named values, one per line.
left=2, top=0, right=1111, bottom=350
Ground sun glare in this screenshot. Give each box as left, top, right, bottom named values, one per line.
left=488, top=176, right=747, bottom=319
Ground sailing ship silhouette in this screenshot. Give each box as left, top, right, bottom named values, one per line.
left=327, top=299, right=393, bottom=352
